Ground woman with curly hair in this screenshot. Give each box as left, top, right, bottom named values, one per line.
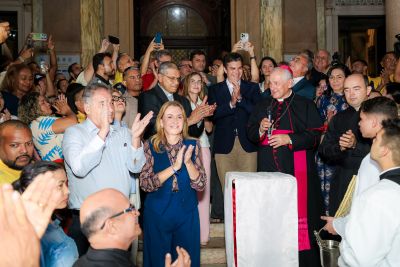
left=0, top=63, right=33, bottom=115
left=18, top=92, right=77, bottom=162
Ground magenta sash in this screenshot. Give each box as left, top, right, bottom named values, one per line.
left=261, top=129, right=311, bottom=251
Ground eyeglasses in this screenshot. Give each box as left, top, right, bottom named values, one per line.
left=163, top=74, right=181, bottom=82
left=100, top=204, right=136, bottom=230
left=112, top=96, right=126, bottom=103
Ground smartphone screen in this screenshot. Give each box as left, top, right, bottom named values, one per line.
left=154, top=32, right=162, bottom=44
left=31, top=33, right=48, bottom=41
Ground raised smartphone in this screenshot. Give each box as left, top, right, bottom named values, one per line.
left=31, top=33, right=48, bottom=41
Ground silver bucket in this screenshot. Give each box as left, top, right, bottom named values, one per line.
left=314, top=229, right=340, bottom=267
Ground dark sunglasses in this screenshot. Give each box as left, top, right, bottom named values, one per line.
left=100, top=204, right=135, bottom=230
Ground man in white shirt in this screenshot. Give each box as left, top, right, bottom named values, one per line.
left=338, top=118, right=400, bottom=266
left=62, top=83, right=152, bottom=255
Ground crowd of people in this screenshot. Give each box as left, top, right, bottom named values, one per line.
left=1, top=18, right=400, bottom=267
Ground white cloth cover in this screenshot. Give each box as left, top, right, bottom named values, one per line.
left=224, top=172, right=299, bottom=267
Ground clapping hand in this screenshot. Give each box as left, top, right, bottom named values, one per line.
left=53, top=94, right=73, bottom=116
left=0, top=184, right=40, bottom=267
left=21, top=173, right=61, bottom=238
left=98, top=102, right=111, bottom=140
left=183, top=145, right=194, bottom=166
left=173, top=145, right=186, bottom=171
left=230, top=81, right=241, bottom=106
left=131, top=111, right=153, bottom=148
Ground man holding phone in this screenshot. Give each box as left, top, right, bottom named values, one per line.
left=140, top=36, right=172, bottom=91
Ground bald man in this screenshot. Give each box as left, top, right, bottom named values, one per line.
left=73, top=189, right=140, bottom=266
left=74, top=189, right=191, bottom=267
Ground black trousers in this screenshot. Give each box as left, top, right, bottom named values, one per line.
left=67, top=212, right=89, bottom=257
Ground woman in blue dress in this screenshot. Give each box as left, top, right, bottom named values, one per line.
left=140, top=101, right=206, bottom=267
left=316, top=64, right=350, bottom=213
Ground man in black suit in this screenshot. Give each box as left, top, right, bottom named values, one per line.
left=138, top=62, right=209, bottom=140
left=289, top=52, right=315, bottom=100
left=208, top=52, right=260, bottom=191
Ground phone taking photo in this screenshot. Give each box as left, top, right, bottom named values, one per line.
left=240, top=33, right=249, bottom=43
left=240, top=33, right=249, bottom=51
left=31, top=33, right=48, bottom=42
left=154, top=32, right=162, bottom=44
left=108, top=35, right=120, bottom=45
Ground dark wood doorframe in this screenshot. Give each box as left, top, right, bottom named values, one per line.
left=338, top=15, right=386, bottom=76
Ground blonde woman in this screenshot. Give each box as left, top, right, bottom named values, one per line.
left=183, top=72, right=214, bottom=246
left=140, top=101, right=206, bottom=267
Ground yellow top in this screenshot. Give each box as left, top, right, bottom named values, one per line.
left=113, top=70, right=123, bottom=85
left=0, top=159, right=21, bottom=185
left=369, top=74, right=395, bottom=93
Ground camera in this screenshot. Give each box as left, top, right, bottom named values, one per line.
left=394, top=34, right=400, bottom=58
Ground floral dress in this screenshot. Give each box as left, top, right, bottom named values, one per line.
left=316, top=93, right=348, bottom=213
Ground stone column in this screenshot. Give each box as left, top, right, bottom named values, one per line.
left=385, top=0, right=400, bottom=51
left=260, top=0, right=283, bottom=61
left=316, top=0, right=326, bottom=50
left=80, top=0, right=103, bottom=67
left=32, top=0, right=43, bottom=33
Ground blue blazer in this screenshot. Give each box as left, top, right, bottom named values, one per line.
left=208, top=80, right=260, bottom=154
left=292, top=77, right=315, bottom=101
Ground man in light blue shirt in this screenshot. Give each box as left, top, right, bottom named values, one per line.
left=62, top=83, right=152, bottom=255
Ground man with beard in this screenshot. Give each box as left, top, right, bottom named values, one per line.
left=88, top=52, right=115, bottom=87
left=0, top=120, right=34, bottom=184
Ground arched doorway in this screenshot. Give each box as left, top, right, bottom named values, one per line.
left=134, top=0, right=230, bottom=63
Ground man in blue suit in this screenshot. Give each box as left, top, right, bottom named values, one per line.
left=208, top=52, right=260, bottom=191
left=289, top=52, right=316, bottom=101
